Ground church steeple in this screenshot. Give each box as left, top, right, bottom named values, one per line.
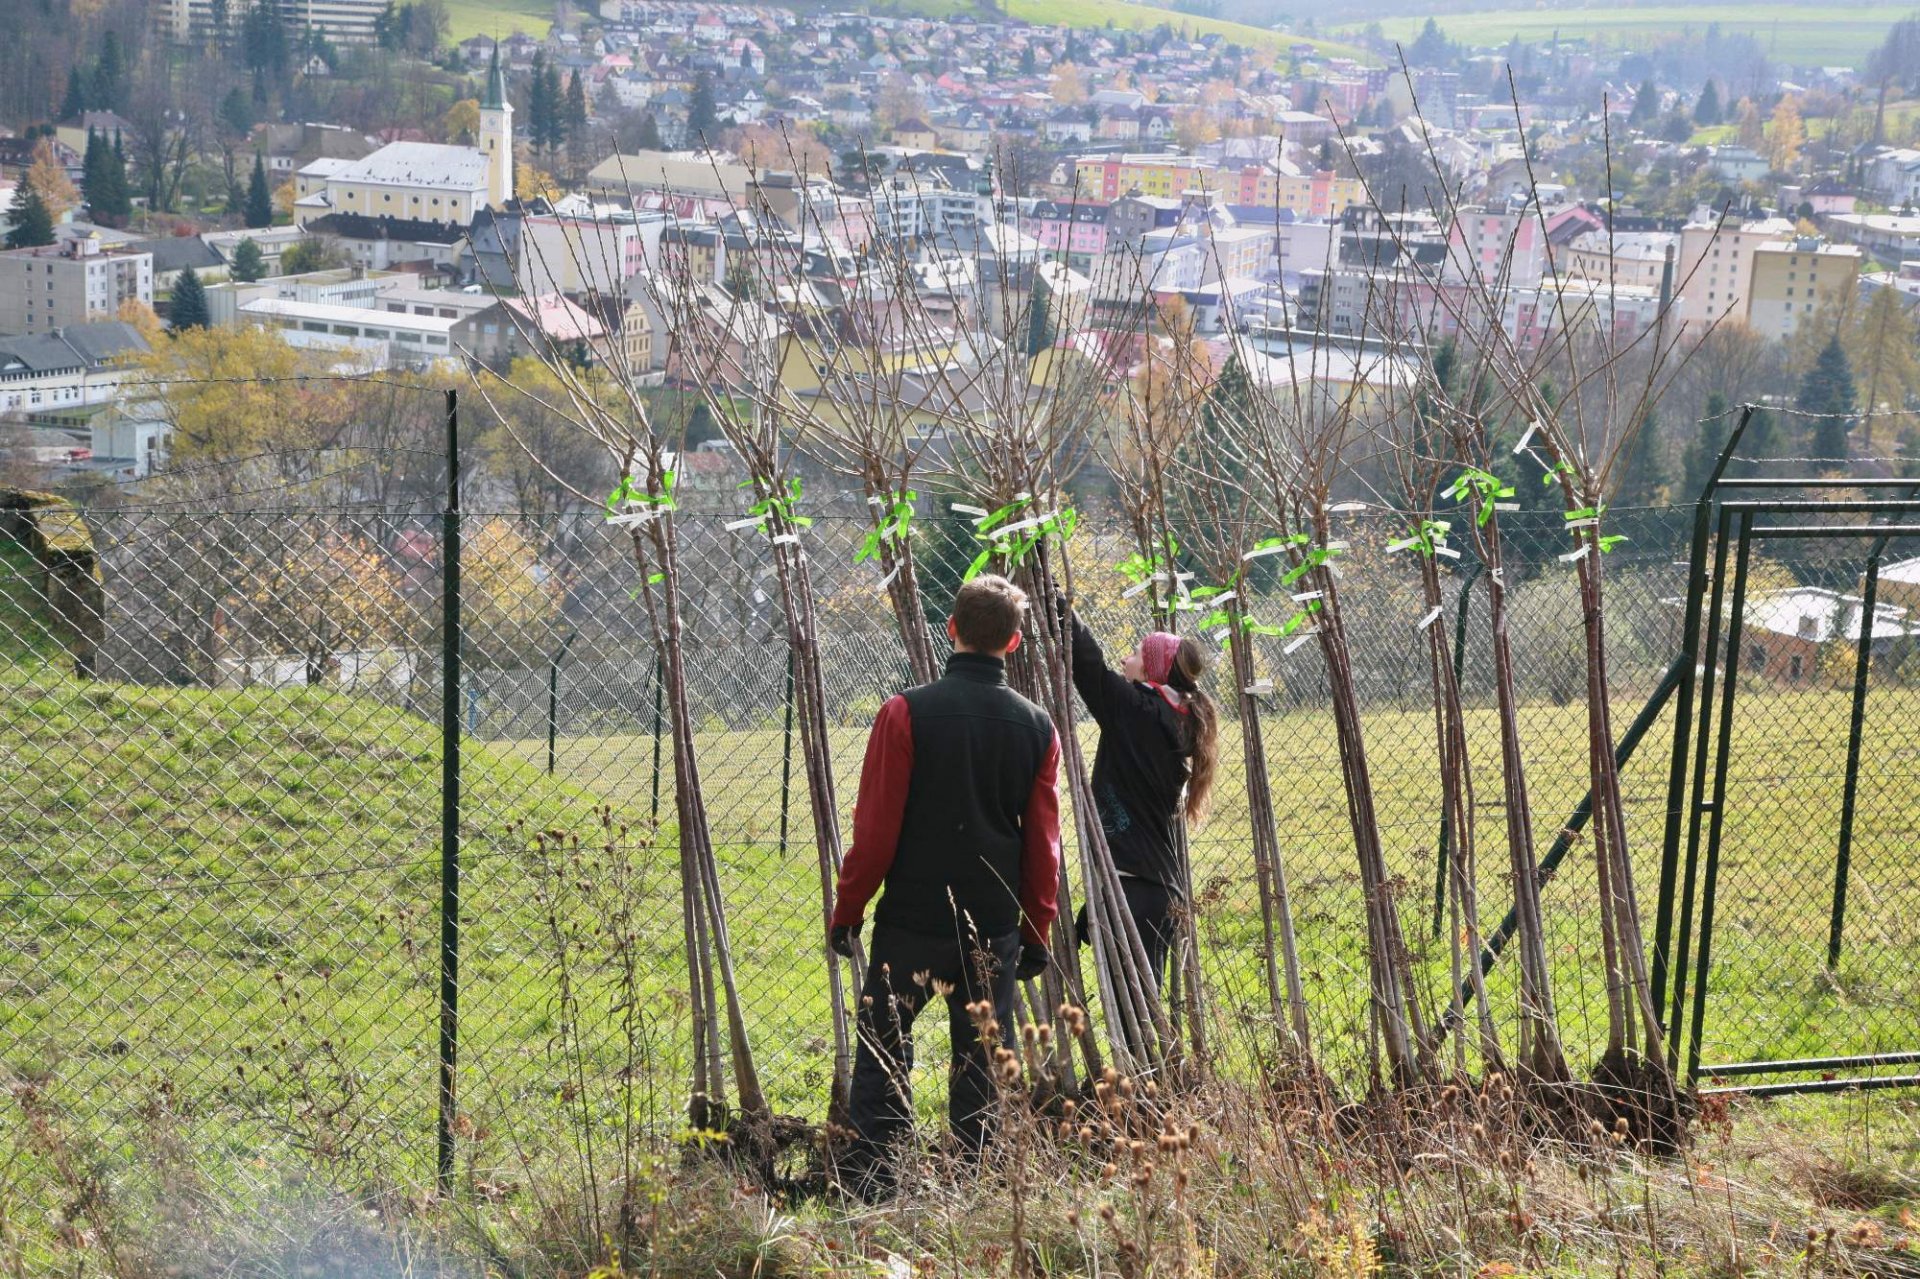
left=482, top=40, right=508, bottom=111
left=478, top=39, right=514, bottom=209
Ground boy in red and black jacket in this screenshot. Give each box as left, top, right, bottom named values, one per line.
left=829, top=574, right=1060, bottom=1197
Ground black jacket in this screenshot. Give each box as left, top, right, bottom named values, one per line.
left=1069, top=613, right=1193, bottom=894
left=834, top=653, right=1062, bottom=944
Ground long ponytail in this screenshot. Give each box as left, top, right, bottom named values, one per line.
left=1172, top=635, right=1219, bottom=824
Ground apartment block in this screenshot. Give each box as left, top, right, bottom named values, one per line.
left=0, top=237, right=153, bottom=337
left=1745, top=238, right=1863, bottom=340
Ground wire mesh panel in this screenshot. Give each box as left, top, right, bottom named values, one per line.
left=1669, top=502, right=1920, bottom=1093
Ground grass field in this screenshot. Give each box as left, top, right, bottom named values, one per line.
left=440, top=0, right=1372, bottom=60
left=6, top=621, right=1919, bottom=1203
left=442, top=0, right=555, bottom=43
left=1355, top=4, right=1902, bottom=69
left=784, top=0, right=1371, bottom=64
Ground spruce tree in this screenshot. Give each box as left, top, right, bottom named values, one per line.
left=688, top=71, right=717, bottom=139
left=1740, top=407, right=1781, bottom=476
left=5, top=182, right=56, bottom=249
left=542, top=60, right=564, bottom=149
left=1798, top=335, right=1857, bottom=465
left=1682, top=392, right=1729, bottom=501
left=1630, top=77, right=1660, bottom=126
left=1694, top=78, right=1722, bottom=127
left=246, top=152, right=273, bottom=227
left=528, top=50, right=552, bottom=149
left=1618, top=408, right=1670, bottom=504
left=93, top=31, right=124, bottom=113
left=231, top=236, right=266, bottom=282
left=170, top=266, right=211, bottom=330
left=221, top=87, right=254, bottom=139
left=566, top=68, right=588, bottom=139
left=637, top=112, right=664, bottom=150
left=61, top=67, right=87, bottom=121
left=99, top=131, right=132, bottom=224
left=82, top=128, right=106, bottom=210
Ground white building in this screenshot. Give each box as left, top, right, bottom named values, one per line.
left=0, top=236, right=153, bottom=336
left=155, top=0, right=388, bottom=43
left=293, top=46, right=512, bottom=228
left=89, top=399, right=170, bottom=478
left=0, top=322, right=150, bottom=417
left=238, top=297, right=459, bottom=369
left=205, top=268, right=407, bottom=326
left=1673, top=214, right=1797, bottom=329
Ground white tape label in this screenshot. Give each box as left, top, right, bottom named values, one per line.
left=1418, top=605, right=1443, bottom=631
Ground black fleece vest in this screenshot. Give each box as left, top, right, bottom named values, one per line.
left=874, top=653, right=1054, bottom=942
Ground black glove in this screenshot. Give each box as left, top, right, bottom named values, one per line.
left=829, top=924, right=856, bottom=958
left=1016, top=941, right=1051, bottom=981
left=1074, top=903, right=1090, bottom=949
left=1053, top=592, right=1073, bottom=629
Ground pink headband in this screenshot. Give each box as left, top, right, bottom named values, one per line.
left=1141, top=632, right=1180, bottom=685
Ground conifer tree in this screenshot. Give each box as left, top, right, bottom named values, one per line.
left=688, top=71, right=717, bottom=139
left=245, top=152, right=273, bottom=227
left=4, top=182, right=55, bottom=249
left=61, top=68, right=87, bottom=121
left=93, top=31, right=125, bottom=113
left=1798, top=336, right=1856, bottom=465
left=230, top=236, right=266, bottom=282
left=82, top=128, right=107, bottom=210
left=1694, top=78, right=1722, bottom=126
left=170, top=266, right=211, bottom=330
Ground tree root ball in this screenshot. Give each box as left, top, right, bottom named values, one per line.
left=1586, top=1047, right=1690, bottom=1155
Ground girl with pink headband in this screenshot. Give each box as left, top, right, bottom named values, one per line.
left=1059, top=595, right=1220, bottom=1017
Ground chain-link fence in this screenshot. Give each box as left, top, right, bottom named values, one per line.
left=3, top=487, right=1916, bottom=1190
left=1658, top=493, right=1920, bottom=1094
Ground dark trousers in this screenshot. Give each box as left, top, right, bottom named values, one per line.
left=844, top=921, right=1020, bottom=1196
left=1078, top=877, right=1180, bottom=999
left=1120, top=876, right=1179, bottom=999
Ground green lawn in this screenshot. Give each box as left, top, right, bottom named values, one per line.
left=441, top=0, right=552, bottom=43
left=442, top=0, right=1370, bottom=59
left=5, top=633, right=1917, bottom=1192
left=1356, top=4, right=1902, bottom=70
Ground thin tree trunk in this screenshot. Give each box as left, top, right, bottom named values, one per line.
left=1226, top=612, right=1313, bottom=1060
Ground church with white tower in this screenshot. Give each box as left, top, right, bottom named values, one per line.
left=293, top=43, right=514, bottom=230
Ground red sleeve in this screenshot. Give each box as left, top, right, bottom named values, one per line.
left=831, top=695, right=913, bottom=930
left=1018, top=728, right=1062, bottom=945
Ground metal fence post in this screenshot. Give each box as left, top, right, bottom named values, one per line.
left=1828, top=490, right=1914, bottom=969
left=778, top=646, right=795, bottom=856
left=649, top=650, right=664, bottom=827
left=1652, top=406, right=1751, bottom=1024
left=437, top=388, right=461, bottom=1194
left=546, top=630, right=577, bottom=776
